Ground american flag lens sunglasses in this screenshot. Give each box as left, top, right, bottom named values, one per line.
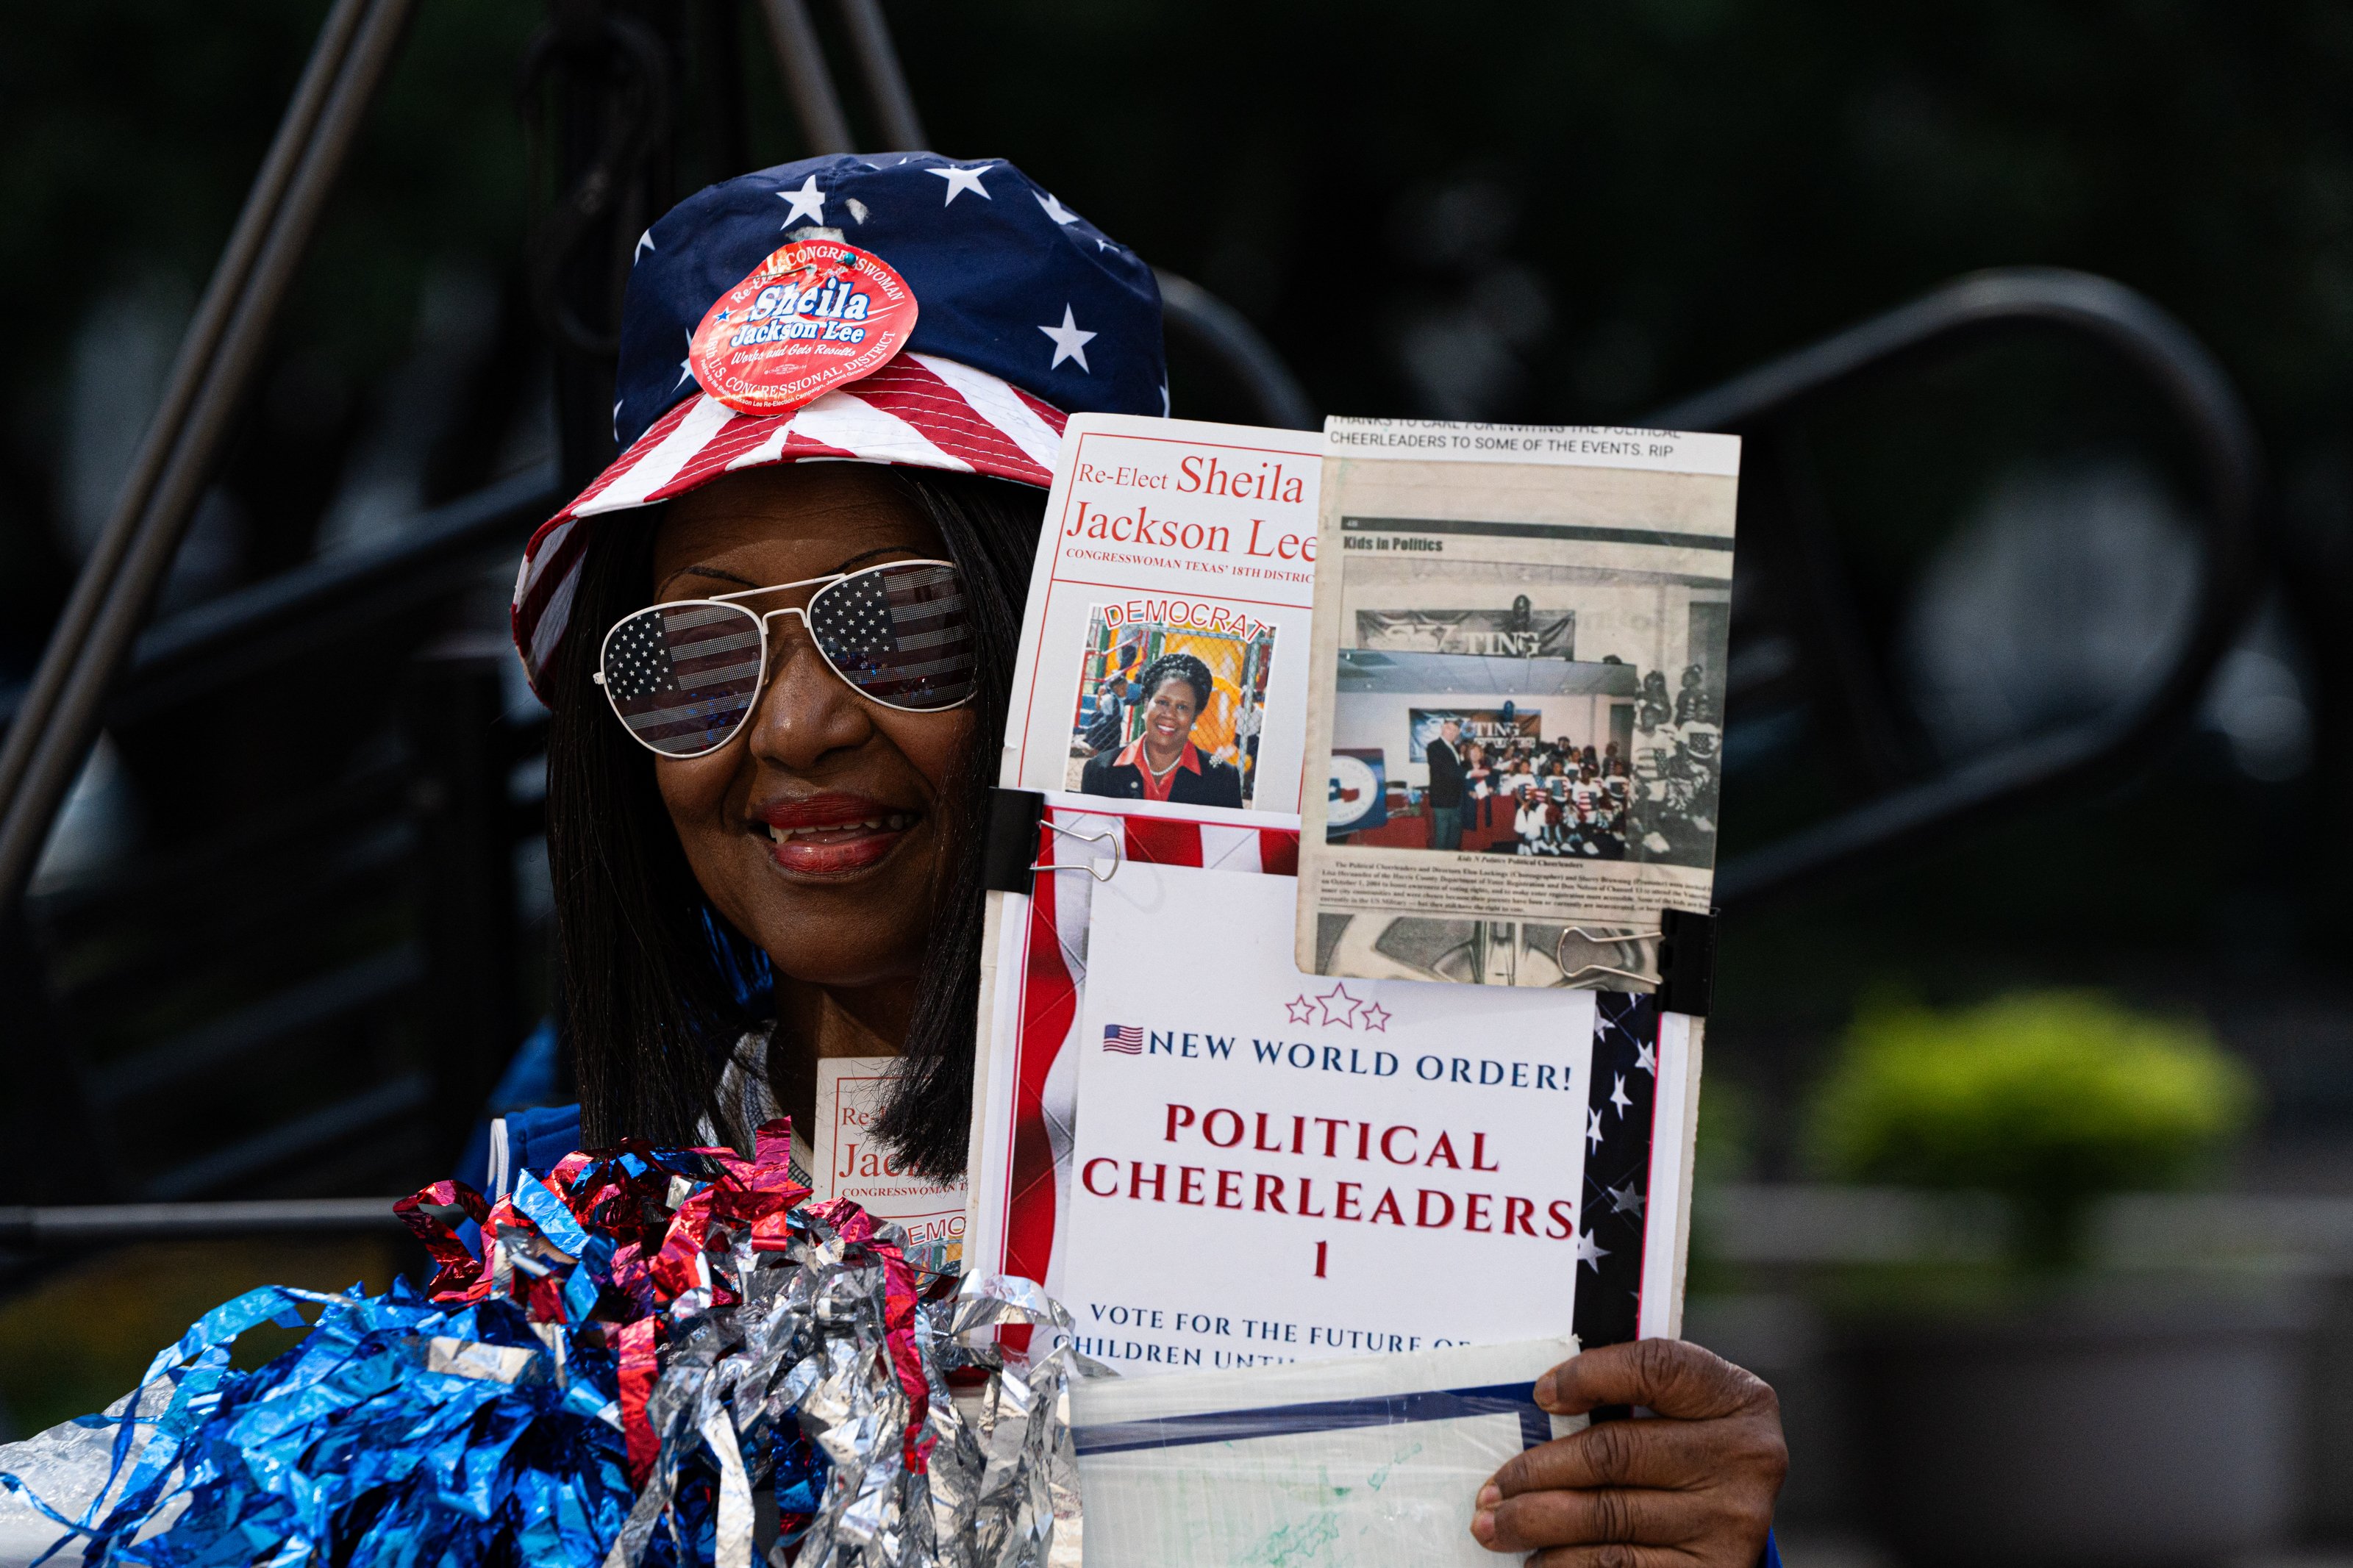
left=593, top=559, right=975, bottom=757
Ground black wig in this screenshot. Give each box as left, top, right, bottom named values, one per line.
left=545, top=467, right=1044, bottom=1178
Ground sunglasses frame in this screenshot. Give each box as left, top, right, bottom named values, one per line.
left=592, top=556, right=972, bottom=759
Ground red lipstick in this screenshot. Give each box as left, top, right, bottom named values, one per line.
left=754, top=792, right=918, bottom=876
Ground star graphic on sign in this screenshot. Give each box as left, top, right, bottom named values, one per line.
left=1635, top=1040, right=1657, bottom=1075
left=928, top=162, right=993, bottom=204
left=1038, top=305, right=1097, bottom=372
left=1609, top=1073, right=1632, bottom=1119
left=1575, top=1230, right=1610, bottom=1272
left=1585, top=1107, right=1604, bottom=1152
left=1315, top=984, right=1362, bottom=1029
left=777, top=175, right=826, bottom=226
left=633, top=229, right=656, bottom=263
left=1607, top=1180, right=1646, bottom=1218
left=674, top=328, right=696, bottom=390
left=1036, top=190, right=1079, bottom=225
left=1358, top=1001, right=1391, bottom=1033
left=1285, top=995, right=1315, bottom=1025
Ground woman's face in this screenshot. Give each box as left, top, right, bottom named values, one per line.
left=649, top=465, right=976, bottom=989
left=1140, top=677, right=1199, bottom=748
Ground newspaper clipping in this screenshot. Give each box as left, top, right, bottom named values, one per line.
left=1296, top=419, right=1741, bottom=988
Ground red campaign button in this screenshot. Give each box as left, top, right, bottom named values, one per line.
left=687, top=239, right=919, bottom=416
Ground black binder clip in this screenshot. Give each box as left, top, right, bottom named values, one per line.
left=1654, top=906, right=1718, bottom=1017
left=981, top=787, right=1124, bottom=891
left=982, top=788, right=1046, bottom=894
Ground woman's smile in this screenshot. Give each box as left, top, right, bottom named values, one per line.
left=754, top=790, right=921, bottom=877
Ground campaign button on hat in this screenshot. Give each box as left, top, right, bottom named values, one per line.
left=688, top=237, right=919, bottom=415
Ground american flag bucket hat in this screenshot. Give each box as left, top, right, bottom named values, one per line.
left=510, top=152, right=1166, bottom=696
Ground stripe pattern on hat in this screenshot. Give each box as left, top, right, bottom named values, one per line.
left=510, top=351, right=1066, bottom=696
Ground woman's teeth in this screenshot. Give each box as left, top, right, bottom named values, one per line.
left=766, top=813, right=915, bottom=843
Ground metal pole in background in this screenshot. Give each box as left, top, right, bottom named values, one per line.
left=758, top=0, right=854, bottom=154
left=834, top=0, right=924, bottom=149
left=404, top=642, right=522, bottom=1167
left=1648, top=268, right=2268, bottom=912
left=0, top=0, right=418, bottom=914
left=1155, top=270, right=1320, bottom=432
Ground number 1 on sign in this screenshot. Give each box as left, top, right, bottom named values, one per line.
left=1314, top=1240, right=1328, bottom=1278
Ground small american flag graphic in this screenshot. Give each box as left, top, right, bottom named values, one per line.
left=1102, top=1025, right=1143, bottom=1054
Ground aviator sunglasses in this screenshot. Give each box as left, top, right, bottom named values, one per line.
left=593, top=559, right=975, bottom=758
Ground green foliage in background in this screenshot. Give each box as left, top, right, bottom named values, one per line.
left=1804, top=990, right=2256, bottom=1269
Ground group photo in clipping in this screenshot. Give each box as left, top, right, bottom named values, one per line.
left=1066, top=604, right=1274, bottom=809
left=1324, top=585, right=1727, bottom=867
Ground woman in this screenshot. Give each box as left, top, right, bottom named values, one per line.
left=1075, top=650, right=1244, bottom=806
left=519, top=152, right=1784, bottom=1567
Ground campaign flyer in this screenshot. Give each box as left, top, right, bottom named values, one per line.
left=997, top=413, right=1323, bottom=818
left=1296, top=418, right=1741, bottom=989
left=811, top=1056, right=965, bottom=1271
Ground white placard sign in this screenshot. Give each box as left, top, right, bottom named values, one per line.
left=1058, top=862, right=1599, bottom=1375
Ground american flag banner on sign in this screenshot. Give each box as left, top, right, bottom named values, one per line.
left=1574, top=992, right=1660, bottom=1353
left=975, top=803, right=1304, bottom=1305
left=1101, top=1025, right=1143, bottom=1055
left=607, top=604, right=763, bottom=752
left=815, top=564, right=976, bottom=707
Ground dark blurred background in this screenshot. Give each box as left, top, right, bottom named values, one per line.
left=3, top=3, right=2351, bottom=1561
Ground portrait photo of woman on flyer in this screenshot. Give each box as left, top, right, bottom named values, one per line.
left=1076, top=651, right=1246, bottom=808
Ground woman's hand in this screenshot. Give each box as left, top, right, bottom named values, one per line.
left=1470, top=1338, right=1786, bottom=1567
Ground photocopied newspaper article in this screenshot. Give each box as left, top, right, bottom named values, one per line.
left=1296, top=419, right=1741, bottom=989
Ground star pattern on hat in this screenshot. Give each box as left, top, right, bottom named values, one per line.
left=777, top=175, right=826, bottom=226
left=929, top=162, right=993, bottom=204
left=521, top=153, right=1174, bottom=704
left=1039, top=304, right=1096, bottom=373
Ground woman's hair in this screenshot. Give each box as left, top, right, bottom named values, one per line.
left=1135, top=651, right=1213, bottom=712
left=544, top=466, right=1045, bottom=1178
